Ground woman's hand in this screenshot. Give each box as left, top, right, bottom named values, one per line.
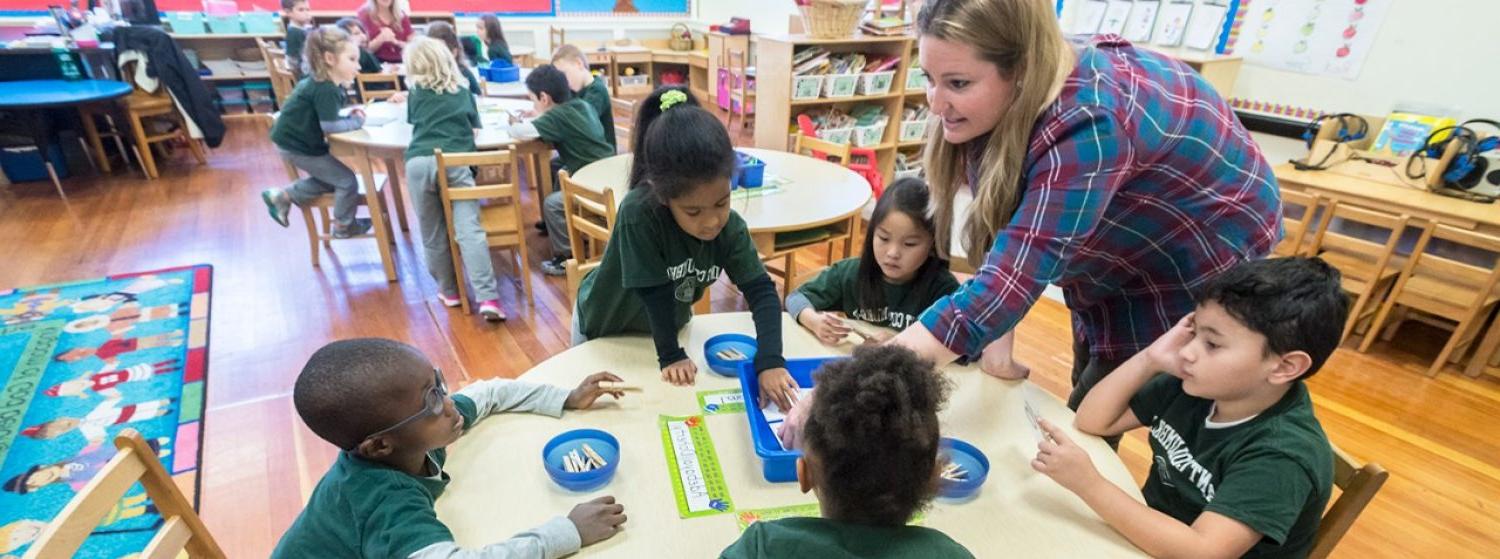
left=661, top=358, right=697, bottom=386
left=798, top=309, right=851, bottom=345
left=979, top=331, right=1029, bottom=380
left=757, top=368, right=800, bottom=410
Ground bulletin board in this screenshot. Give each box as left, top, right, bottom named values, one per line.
left=1058, top=0, right=1243, bottom=54
left=0, top=0, right=554, bottom=16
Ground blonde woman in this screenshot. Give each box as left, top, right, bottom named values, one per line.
left=357, top=0, right=411, bottom=63
left=401, top=37, right=506, bottom=321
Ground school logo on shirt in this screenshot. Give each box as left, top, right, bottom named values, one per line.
left=850, top=308, right=918, bottom=329
left=1150, top=420, right=1217, bottom=502
left=667, top=258, right=723, bottom=303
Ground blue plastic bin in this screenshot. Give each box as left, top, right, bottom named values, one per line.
left=736, top=356, right=847, bottom=482
left=0, top=143, right=68, bottom=183
left=734, top=150, right=765, bottom=188
left=482, top=61, right=520, bottom=83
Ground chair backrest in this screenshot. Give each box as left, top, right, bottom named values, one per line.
left=24, top=429, right=226, bottom=559
left=356, top=73, right=403, bottom=102
left=559, top=170, right=617, bottom=266
left=794, top=133, right=853, bottom=166
left=550, top=27, right=566, bottom=55
left=434, top=149, right=523, bottom=248
left=1278, top=189, right=1321, bottom=256
left=1397, top=223, right=1500, bottom=303
left=727, top=48, right=750, bottom=100
left=256, top=38, right=294, bottom=107
left=1308, top=445, right=1388, bottom=559
left=1307, top=202, right=1409, bottom=280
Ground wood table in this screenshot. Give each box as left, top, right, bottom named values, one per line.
left=1275, top=163, right=1500, bottom=232
left=435, top=312, right=1146, bottom=557
left=327, top=97, right=552, bottom=281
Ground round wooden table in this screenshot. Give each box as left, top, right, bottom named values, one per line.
left=436, top=312, right=1147, bottom=557
left=327, top=97, right=551, bottom=281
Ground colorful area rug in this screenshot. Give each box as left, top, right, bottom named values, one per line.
left=0, top=265, right=211, bottom=558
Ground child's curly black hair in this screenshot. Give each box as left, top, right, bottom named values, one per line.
left=803, top=344, right=950, bottom=526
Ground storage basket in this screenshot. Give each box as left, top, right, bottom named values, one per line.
left=799, top=0, right=866, bottom=39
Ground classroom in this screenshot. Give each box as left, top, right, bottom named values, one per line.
left=0, top=0, right=1496, bottom=557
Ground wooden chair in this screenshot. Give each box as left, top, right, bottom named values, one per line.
left=117, top=60, right=209, bottom=180
left=267, top=115, right=396, bottom=273
left=1304, top=202, right=1409, bottom=344
left=76, top=102, right=134, bottom=175
left=24, top=429, right=226, bottom=558
left=257, top=38, right=294, bottom=108
left=611, top=97, right=637, bottom=152
left=434, top=149, right=533, bottom=314
left=549, top=27, right=566, bottom=54
left=725, top=48, right=755, bottom=135
left=1359, top=223, right=1500, bottom=376
left=356, top=73, right=403, bottom=103
left=1275, top=189, right=1323, bottom=257
left=559, top=170, right=616, bottom=301
left=1308, top=445, right=1388, bottom=559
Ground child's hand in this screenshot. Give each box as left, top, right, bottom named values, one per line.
left=568, top=496, right=627, bottom=546
left=776, top=386, right=816, bottom=450
left=801, top=310, right=851, bottom=345
left=1031, top=419, right=1103, bottom=494
left=661, top=358, right=697, bottom=386
left=565, top=371, right=626, bottom=410
left=1146, top=312, right=1195, bottom=377
left=757, top=367, right=799, bottom=410
left=387, top=91, right=408, bottom=104
left=347, top=107, right=365, bottom=121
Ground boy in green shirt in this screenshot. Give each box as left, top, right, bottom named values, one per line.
left=1034, top=257, right=1343, bottom=558
left=509, top=64, right=614, bottom=276
left=335, top=17, right=383, bottom=74
left=281, top=0, right=313, bottom=79
left=721, top=345, right=974, bottom=558
left=271, top=338, right=629, bottom=558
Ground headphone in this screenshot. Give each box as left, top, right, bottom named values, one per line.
left=1407, top=119, right=1500, bottom=190
left=1293, top=113, right=1369, bottom=171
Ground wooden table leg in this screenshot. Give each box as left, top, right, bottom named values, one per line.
left=1464, top=311, right=1500, bottom=377
left=349, top=146, right=398, bottom=282
left=382, top=156, right=410, bottom=232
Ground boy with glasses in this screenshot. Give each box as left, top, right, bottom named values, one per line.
left=273, top=338, right=630, bottom=558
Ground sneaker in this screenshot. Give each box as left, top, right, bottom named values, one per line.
left=534, top=221, right=547, bottom=232
left=540, top=256, right=569, bottom=277
left=260, top=189, right=291, bottom=227
left=436, top=293, right=461, bottom=308
left=478, top=299, right=507, bottom=322
left=331, top=218, right=373, bottom=239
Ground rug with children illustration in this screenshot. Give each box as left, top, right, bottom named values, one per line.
left=0, top=265, right=211, bottom=558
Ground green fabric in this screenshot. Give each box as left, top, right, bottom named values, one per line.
left=1129, top=376, right=1333, bottom=559
left=270, top=78, right=347, bottom=157
left=284, top=25, right=306, bottom=70
left=271, top=395, right=481, bottom=558
left=461, top=65, right=482, bottom=96
left=531, top=98, right=613, bottom=173
left=795, top=258, right=960, bottom=330
left=577, top=77, right=616, bottom=150
left=720, top=517, right=973, bottom=559
left=358, top=48, right=382, bottom=74
left=461, top=35, right=487, bottom=65
left=487, top=41, right=513, bottom=66
left=578, top=187, right=766, bottom=338
left=404, top=84, right=480, bottom=161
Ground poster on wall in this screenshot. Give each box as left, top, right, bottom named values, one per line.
left=1123, top=1, right=1161, bottom=41
left=1069, top=0, right=1109, bottom=35
left=559, top=0, right=691, bottom=16
left=1151, top=1, right=1194, bottom=46
left=0, top=0, right=555, bottom=14
left=1183, top=1, right=1229, bottom=50
left=1231, top=0, right=1392, bottom=80
left=1099, top=0, right=1134, bottom=35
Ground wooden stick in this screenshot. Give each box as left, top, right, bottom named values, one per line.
left=598, top=381, right=642, bottom=392
left=581, top=443, right=608, bottom=468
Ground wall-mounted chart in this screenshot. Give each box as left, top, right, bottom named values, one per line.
left=1124, top=1, right=1162, bottom=41
left=1152, top=1, right=1195, bottom=46
left=1183, top=1, right=1230, bottom=50
left=1100, top=1, right=1134, bottom=35
left=1233, top=0, right=1391, bottom=80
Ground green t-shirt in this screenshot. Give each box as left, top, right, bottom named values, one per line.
left=284, top=25, right=307, bottom=72
left=577, top=77, right=616, bottom=151
left=270, top=78, right=347, bottom=157
left=720, top=517, right=974, bottom=559
left=532, top=98, right=613, bottom=173
left=271, top=395, right=482, bottom=558
left=487, top=41, right=512, bottom=66
left=460, top=65, right=482, bottom=96
left=578, top=187, right=767, bottom=338
left=461, top=35, right=487, bottom=65
left=795, top=258, right=959, bottom=330
left=404, top=84, right=480, bottom=161
left=1129, top=376, right=1333, bottom=559
left=358, top=47, right=382, bottom=74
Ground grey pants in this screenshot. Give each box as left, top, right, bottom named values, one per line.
left=406, top=155, right=500, bottom=302
left=542, top=190, right=572, bottom=257
left=1069, top=338, right=1130, bottom=449
left=280, top=150, right=359, bottom=227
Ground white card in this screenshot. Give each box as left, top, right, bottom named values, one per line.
left=1071, top=0, right=1109, bottom=35
left=1099, top=0, right=1134, bottom=35
left=1183, top=2, right=1229, bottom=51
left=1022, top=388, right=1045, bottom=444
left=1123, top=1, right=1160, bottom=42
left=1152, top=1, right=1195, bottom=47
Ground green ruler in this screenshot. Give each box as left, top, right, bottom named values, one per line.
left=659, top=415, right=734, bottom=518
left=696, top=388, right=746, bottom=415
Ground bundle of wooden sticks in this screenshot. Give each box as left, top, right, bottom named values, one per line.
left=715, top=348, right=749, bottom=361
left=940, top=461, right=968, bottom=482
left=561, top=444, right=609, bottom=473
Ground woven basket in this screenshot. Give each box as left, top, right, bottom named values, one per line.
left=801, top=0, right=867, bottom=39
left=669, top=23, right=694, bottom=51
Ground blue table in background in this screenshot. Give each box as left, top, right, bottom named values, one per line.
left=0, top=79, right=132, bottom=198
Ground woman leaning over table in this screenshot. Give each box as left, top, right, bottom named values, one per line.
left=358, top=0, right=413, bottom=63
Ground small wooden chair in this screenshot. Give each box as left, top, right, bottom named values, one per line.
left=1360, top=223, right=1500, bottom=376
left=356, top=73, right=403, bottom=103
left=610, top=97, right=637, bottom=152
left=117, top=60, right=209, bottom=179
left=1275, top=189, right=1322, bottom=257
left=257, top=38, right=295, bottom=108
left=268, top=115, right=396, bottom=273
left=1304, top=202, right=1409, bottom=344
left=434, top=149, right=533, bottom=314
left=725, top=48, right=755, bottom=135
left=549, top=27, right=566, bottom=54
left=23, top=429, right=226, bottom=558
left=559, top=170, right=616, bottom=301
left=1308, top=445, right=1388, bottom=559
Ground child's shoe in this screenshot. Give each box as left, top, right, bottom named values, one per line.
left=436, top=293, right=462, bottom=308
left=261, top=188, right=291, bottom=227
left=478, top=299, right=506, bottom=322
left=331, top=218, right=373, bottom=239
left=540, top=255, right=569, bottom=276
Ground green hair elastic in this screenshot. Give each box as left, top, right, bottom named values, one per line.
left=659, top=90, right=688, bottom=111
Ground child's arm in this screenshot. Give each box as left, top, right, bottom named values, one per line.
left=633, top=282, right=692, bottom=370
left=784, top=268, right=852, bottom=345
left=1074, top=313, right=1194, bottom=436
left=1032, top=420, right=1261, bottom=559
left=455, top=378, right=570, bottom=420
left=406, top=518, right=579, bottom=559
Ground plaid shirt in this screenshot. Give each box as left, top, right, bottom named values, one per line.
left=921, top=36, right=1281, bottom=360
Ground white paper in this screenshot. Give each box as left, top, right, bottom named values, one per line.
left=1183, top=2, right=1229, bottom=51
left=760, top=387, right=815, bottom=423
left=1235, top=0, right=1393, bottom=81
left=1071, top=0, right=1109, bottom=35
left=1124, top=1, right=1161, bottom=42
left=1100, top=0, right=1134, bottom=35
left=1152, top=1, right=1194, bottom=47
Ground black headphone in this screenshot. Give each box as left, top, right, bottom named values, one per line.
left=1293, top=113, right=1369, bottom=171
left=1407, top=119, right=1500, bottom=190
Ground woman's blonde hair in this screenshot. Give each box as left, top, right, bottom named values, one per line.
left=403, top=36, right=464, bottom=94
left=304, top=26, right=353, bottom=82
left=365, top=0, right=406, bottom=22
left=918, top=0, right=1072, bottom=268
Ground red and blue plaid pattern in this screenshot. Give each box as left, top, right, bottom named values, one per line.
left=922, top=36, right=1281, bottom=360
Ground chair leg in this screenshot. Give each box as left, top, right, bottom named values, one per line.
left=451, top=238, right=471, bottom=315
left=1430, top=309, right=1488, bottom=377
left=1360, top=296, right=1401, bottom=353
left=518, top=247, right=533, bottom=304
left=77, top=107, right=111, bottom=173
left=318, top=207, right=333, bottom=243
left=178, top=114, right=208, bottom=165
left=44, top=162, right=67, bottom=200
left=383, top=157, right=409, bottom=232
left=1466, top=317, right=1500, bottom=377
left=301, top=206, right=321, bottom=267
left=1342, top=289, right=1375, bottom=344
left=126, top=113, right=159, bottom=179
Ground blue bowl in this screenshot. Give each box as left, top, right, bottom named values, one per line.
left=937, top=437, right=989, bottom=500
left=483, top=62, right=520, bottom=83
left=704, top=333, right=757, bottom=377
left=542, top=429, right=620, bottom=491
left=734, top=151, right=766, bottom=188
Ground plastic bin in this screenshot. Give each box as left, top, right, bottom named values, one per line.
left=481, top=61, right=520, bottom=83
left=899, top=119, right=929, bottom=143
left=241, top=12, right=281, bottom=34
left=206, top=15, right=242, bottom=34
left=853, top=122, right=885, bottom=147
left=733, top=151, right=766, bottom=188
left=0, top=143, right=68, bottom=182
left=857, top=70, right=895, bottom=95
left=823, top=74, right=858, bottom=98
left=618, top=75, right=650, bottom=87
left=817, top=126, right=853, bottom=145
left=791, top=75, right=824, bottom=100
left=737, top=356, right=846, bottom=482
left=167, top=12, right=207, bottom=35
left=905, top=67, right=927, bottom=91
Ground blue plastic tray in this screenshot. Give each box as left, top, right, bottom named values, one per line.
left=736, top=356, right=847, bottom=482
left=733, top=150, right=765, bottom=188
left=541, top=429, right=620, bottom=492
left=937, top=437, right=989, bottom=500
left=704, top=333, right=757, bottom=377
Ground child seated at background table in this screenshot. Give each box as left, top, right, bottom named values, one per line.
left=788, top=177, right=960, bottom=346
left=272, top=338, right=629, bottom=558
left=335, top=17, right=383, bottom=74
left=261, top=27, right=370, bottom=239
left=281, top=0, right=313, bottom=78
left=536, top=44, right=619, bottom=276
left=508, top=64, right=615, bottom=276
left=424, top=21, right=482, bottom=97
left=720, top=345, right=974, bottom=558
left=1032, top=257, right=1343, bottom=558
left=471, top=15, right=512, bottom=66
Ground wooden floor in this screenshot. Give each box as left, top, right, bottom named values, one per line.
left=2, top=118, right=1498, bottom=557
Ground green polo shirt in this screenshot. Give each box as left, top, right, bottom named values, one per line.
left=358, top=47, right=382, bottom=74
left=576, top=77, right=616, bottom=151
left=1130, top=376, right=1333, bottom=558
left=404, top=84, right=479, bottom=161
left=284, top=25, right=306, bottom=71
left=720, top=517, right=974, bottom=559
left=577, top=187, right=766, bottom=338
left=270, top=77, right=346, bottom=157
left=795, top=258, right=960, bottom=330
left=532, top=98, right=614, bottom=173
left=461, top=65, right=482, bottom=96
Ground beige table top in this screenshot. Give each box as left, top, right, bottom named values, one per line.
left=481, top=67, right=533, bottom=99
left=1275, top=163, right=1500, bottom=230
left=436, top=313, right=1146, bottom=557
left=570, top=148, right=873, bottom=234
left=327, top=97, right=537, bottom=153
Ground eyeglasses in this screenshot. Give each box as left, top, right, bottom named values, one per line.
left=363, top=368, right=448, bottom=442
